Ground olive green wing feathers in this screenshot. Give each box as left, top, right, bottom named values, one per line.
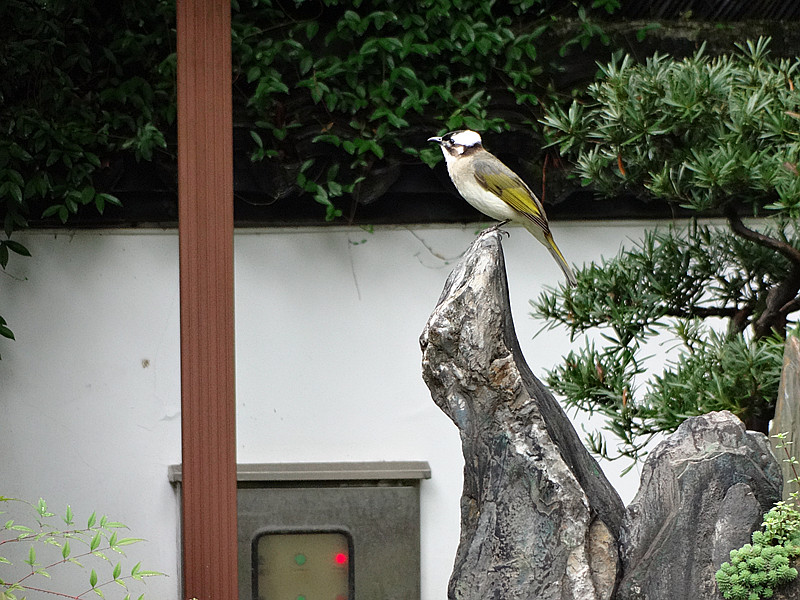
left=472, top=155, right=550, bottom=233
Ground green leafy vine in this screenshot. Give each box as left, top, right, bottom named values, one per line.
left=0, top=496, right=163, bottom=600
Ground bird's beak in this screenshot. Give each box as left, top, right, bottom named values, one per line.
left=427, top=136, right=443, bottom=144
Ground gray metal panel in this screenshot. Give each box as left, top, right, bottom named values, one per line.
left=238, top=484, right=421, bottom=600
left=169, top=462, right=428, bottom=600
left=168, top=461, right=431, bottom=483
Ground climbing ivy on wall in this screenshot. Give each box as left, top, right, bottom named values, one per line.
left=0, top=0, right=623, bottom=351
left=232, top=0, right=623, bottom=218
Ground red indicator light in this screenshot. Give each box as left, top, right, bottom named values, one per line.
left=334, top=552, right=348, bottom=565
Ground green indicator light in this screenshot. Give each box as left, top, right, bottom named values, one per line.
left=296, top=596, right=307, bottom=600
left=294, top=553, right=307, bottom=566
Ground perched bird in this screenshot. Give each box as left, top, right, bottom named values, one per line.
left=428, top=129, right=577, bottom=287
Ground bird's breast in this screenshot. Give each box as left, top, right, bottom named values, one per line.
left=448, top=161, right=519, bottom=222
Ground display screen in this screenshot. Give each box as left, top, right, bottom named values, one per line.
left=254, top=531, right=352, bottom=600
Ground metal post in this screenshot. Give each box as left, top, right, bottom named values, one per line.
left=176, top=0, right=238, bottom=598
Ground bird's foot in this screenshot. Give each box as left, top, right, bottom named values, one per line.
left=482, top=220, right=510, bottom=238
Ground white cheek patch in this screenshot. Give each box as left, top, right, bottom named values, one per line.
left=449, top=130, right=482, bottom=147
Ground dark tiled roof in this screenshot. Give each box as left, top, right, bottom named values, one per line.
left=616, top=0, right=800, bottom=20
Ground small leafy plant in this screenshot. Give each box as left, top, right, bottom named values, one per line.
left=716, top=434, right=800, bottom=599
left=0, top=496, right=163, bottom=600
left=715, top=503, right=800, bottom=600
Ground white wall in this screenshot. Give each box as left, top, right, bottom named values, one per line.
left=0, top=222, right=657, bottom=600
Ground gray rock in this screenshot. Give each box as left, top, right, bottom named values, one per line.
left=617, top=411, right=782, bottom=600
left=770, top=335, right=800, bottom=501
left=711, top=483, right=764, bottom=570
left=420, top=230, right=625, bottom=600
left=773, top=568, right=800, bottom=600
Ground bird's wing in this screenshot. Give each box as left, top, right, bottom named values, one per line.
left=472, top=155, right=550, bottom=233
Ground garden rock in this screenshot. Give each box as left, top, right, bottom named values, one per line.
left=773, top=571, right=800, bottom=600
left=770, top=334, right=800, bottom=501
left=420, top=230, right=625, bottom=600
left=616, top=410, right=782, bottom=600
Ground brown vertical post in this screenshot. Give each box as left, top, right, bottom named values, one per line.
left=176, top=1, right=238, bottom=599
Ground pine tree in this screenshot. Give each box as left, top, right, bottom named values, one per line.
left=535, top=38, right=800, bottom=462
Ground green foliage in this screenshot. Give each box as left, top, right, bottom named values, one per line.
left=542, top=37, right=800, bottom=215
left=716, top=466, right=800, bottom=600
left=535, top=39, right=800, bottom=461
left=1, top=0, right=175, bottom=230
left=715, top=539, right=800, bottom=600
left=0, top=496, right=163, bottom=599
left=762, top=502, right=800, bottom=547
left=232, top=0, right=621, bottom=218
left=533, top=224, right=788, bottom=459
left=773, top=432, right=800, bottom=506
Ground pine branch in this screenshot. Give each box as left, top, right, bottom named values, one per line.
left=731, top=306, right=754, bottom=335
left=724, top=204, right=800, bottom=338
left=753, top=263, right=800, bottom=339
left=664, top=306, right=741, bottom=319
left=725, top=204, right=800, bottom=266
left=779, top=296, right=800, bottom=315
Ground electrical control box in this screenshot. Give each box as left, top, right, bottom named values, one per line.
left=254, top=530, right=352, bottom=600
left=170, top=461, right=430, bottom=600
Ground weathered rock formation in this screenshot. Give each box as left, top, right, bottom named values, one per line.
left=616, top=411, right=782, bottom=600
left=770, top=334, right=800, bottom=501
left=421, top=230, right=785, bottom=599
left=420, top=230, right=625, bottom=600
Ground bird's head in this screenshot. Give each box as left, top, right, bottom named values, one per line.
left=427, top=130, right=483, bottom=158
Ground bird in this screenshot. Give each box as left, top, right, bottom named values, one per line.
left=428, top=129, right=577, bottom=287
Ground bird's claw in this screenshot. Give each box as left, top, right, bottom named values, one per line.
left=482, top=220, right=511, bottom=238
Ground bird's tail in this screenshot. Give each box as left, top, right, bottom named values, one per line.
left=544, top=232, right=578, bottom=287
